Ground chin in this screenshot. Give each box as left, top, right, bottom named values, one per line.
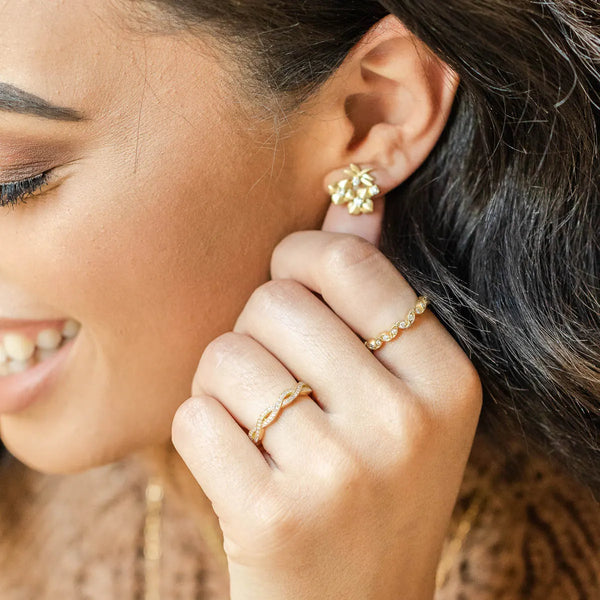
left=3, top=439, right=108, bottom=476
left=0, top=422, right=150, bottom=476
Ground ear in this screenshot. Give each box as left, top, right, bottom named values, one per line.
left=301, top=14, right=459, bottom=196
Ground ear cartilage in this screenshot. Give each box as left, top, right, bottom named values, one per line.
left=327, top=163, right=381, bottom=215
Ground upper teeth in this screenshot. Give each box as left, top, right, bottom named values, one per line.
left=0, top=319, right=80, bottom=363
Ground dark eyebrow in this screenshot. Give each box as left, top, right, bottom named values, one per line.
left=0, top=82, right=86, bottom=122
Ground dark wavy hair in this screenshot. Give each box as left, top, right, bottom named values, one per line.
left=5, top=1, right=599, bottom=497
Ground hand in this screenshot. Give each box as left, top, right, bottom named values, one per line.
left=171, top=194, right=483, bottom=600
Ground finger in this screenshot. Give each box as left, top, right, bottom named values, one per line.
left=321, top=192, right=385, bottom=247
left=192, top=331, right=328, bottom=470
left=171, top=394, right=272, bottom=521
left=269, top=231, right=465, bottom=404
left=232, top=278, right=403, bottom=418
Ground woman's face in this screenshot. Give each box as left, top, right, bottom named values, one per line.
left=0, top=1, right=328, bottom=473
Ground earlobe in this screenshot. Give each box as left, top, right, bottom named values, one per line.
left=322, top=15, right=459, bottom=196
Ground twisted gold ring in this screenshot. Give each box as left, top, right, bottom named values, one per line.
left=248, top=381, right=313, bottom=445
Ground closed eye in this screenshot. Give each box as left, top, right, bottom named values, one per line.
left=0, top=170, right=53, bottom=209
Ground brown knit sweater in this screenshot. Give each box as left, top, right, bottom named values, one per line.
left=0, top=431, right=598, bottom=599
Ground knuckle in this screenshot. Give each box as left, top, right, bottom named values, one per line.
left=270, top=230, right=304, bottom=268
left=321, top=234, right=381, bottom=275
left=453, top=358, right=484, bottom=423
left=440, top=352, right=483, bottom=415
left=202, top=331, right=248, bottom=366
left=246, top=278, right=304, bottom=316
left=374, top=382, right=428, bottom=441
left=313, top=439, right=367, bottom=499
left=192, top=331, right=248, bottom=395
left=326, top=462, right=370, bottom=508
left=386, top=398, right=437, bottom=457
left=171, top=395, right=212, bottom=445
left=171, top=398, right=195, bottom=438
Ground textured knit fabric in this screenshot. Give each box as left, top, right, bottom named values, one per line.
left=0, top=430, right=598, bottom=599
left=436, top=434, right=599, bottom=599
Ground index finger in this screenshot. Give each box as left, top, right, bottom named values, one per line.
left=320, top=191, right=385, bottom=246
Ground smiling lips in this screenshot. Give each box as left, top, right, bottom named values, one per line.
left=0, top=319, right=81, bottom=372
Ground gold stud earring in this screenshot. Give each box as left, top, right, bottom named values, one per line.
left=327, top=164, right=381, bottom=215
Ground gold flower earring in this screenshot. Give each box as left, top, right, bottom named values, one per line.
left=327, top=164, right=381, bottom=215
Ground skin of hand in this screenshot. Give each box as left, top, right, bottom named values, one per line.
left=171, top=193, right=483, bottom=600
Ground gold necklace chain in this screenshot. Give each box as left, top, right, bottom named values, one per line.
left=435, top=486, right=486, bottom=590
left=142, top=477, right=485, bottom=599
left=144, top=475, right=164, bottom=600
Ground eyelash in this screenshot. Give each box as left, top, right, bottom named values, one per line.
left=0, top=170, right=52, bottom=208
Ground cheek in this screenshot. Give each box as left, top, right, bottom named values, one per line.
left=9, top=124, right=285, bottom=403
left=0, top=143, right=280, bottom=473
left=0, top=65, right=309, bottom=472
left=0, top=17, right=315, bottom=470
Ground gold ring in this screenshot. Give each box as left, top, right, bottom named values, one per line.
left=364, top=296, right=429, bottom=351
left=248, top=381, right=313, bottom=445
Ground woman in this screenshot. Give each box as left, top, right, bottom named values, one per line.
left=0, top=0, right=598, bottom=598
